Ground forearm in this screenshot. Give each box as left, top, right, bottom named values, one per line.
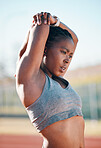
left=17, top=24, right=49, bottom=83
left=52, top=16, right=78, bottom=49
left=59, top=22, right=78, bottom=44
left=26, top=24, right=49, bottom=63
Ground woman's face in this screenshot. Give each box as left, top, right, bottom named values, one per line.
left=45, top=38, right=74, bottom=77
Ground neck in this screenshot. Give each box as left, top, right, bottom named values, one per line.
left=41, top=64, right=53, bottom=78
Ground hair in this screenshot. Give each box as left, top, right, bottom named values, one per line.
left=45, top=26, right=73, bottom=50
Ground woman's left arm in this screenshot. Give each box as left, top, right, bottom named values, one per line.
left=50, top=16, right=78, bottom=50
left=59, top=22, right=78, bottom=50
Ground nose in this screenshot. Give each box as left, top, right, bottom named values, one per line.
left=63, top=55, right=70, bottom=63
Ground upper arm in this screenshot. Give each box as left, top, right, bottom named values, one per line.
left=59, top=22, right=78, bottom=51
left=16, top=24, right=49, bottom=83
left=59, top=23, right=79, bottom=71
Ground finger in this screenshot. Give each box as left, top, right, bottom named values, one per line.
left=43, top=12, right=47, bottom=24
left=41, top=12, right=44, bottom=23
left=41, top=12, right=44, bottom=15
left=33, top=15, right=37, bottom=24
left=47, top=13, right=51, bottom=25
left=37, top=13, right=41, bottom=25
left=38, top=13, right=42, bottom=25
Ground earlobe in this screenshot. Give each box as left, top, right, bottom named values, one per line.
left=44, top=47, right=47, bottom=56
left=43, top=55, right=46, bottom=64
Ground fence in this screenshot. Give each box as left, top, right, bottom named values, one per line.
left=0, top=82, right=101, bottom=119
left=75, top=83, right=101, bottom=120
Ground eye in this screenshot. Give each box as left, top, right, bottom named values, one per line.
left=69, top=55, right=72, bottom=59
left=61, top=50, right=66, bottom=54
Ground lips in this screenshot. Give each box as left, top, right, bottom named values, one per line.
left=60, top=66, right=67, bottom=72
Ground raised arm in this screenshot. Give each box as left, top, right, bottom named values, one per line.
left=59, top=22, right=78, bottom=50
left=16, top=13, right=50, bottom=83
left=16, top=12, right=78, bottom=84
left=51, top=16, right=78, bottom=50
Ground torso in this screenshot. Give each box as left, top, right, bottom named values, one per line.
left=16, top=69, right=85, bottom=148
left=41, top=116, right=85, bottom=148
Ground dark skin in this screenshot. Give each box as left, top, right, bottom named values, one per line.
left=16, top=12, right=85, bottom=148
left=44, top=38, right=74, bottom=78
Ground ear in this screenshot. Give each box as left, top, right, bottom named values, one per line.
left=44, top=47, right=47, bottom=56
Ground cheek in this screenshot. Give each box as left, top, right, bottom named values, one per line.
left=51, top=52, right=62, bottom=65
left=46, top=49, right=63, bottom=67
left=46, top=55, right=57, bottom=66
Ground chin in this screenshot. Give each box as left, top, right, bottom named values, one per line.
left=54, top=72, right=65, bottom=77
left=59, top=73, right=65, bottom=77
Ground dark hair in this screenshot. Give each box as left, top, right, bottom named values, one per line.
left=45, top=26, right=73, bottom=49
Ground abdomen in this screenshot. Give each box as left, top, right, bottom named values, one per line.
left=41, top=116, right=85, bottom=148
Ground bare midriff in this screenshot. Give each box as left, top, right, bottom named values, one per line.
left=40, top=116, right=85, bottom=148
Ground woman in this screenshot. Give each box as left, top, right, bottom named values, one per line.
left=16, top=12, right=85, bottom=148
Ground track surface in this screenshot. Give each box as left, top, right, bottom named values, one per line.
left=0, top=135, right=101, bottom=148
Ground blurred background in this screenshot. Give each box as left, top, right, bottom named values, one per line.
left=0, top=0, right=101, bottom=147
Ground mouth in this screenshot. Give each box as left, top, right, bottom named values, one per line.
left=60, top=66, right=67, bottom=72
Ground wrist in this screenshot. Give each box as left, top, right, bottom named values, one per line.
left=51, top=16, right=60, bottom=27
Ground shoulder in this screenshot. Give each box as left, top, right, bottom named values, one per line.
left=16, top=69, right=46, bottom=107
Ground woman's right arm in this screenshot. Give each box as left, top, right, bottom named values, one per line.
left=16, top=13, right=50, bottom=84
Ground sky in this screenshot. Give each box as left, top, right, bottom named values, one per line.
left=0, top=0, right=101, bottom=76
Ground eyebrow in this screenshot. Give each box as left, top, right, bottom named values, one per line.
left=61, top=47, right=73, bottom=55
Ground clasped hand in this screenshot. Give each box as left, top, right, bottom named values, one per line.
left=33, top=12, right=57, bottom=26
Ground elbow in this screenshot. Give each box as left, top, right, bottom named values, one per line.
left=77, top=37, right=79, bottom=43
left=74, top=36, right=79, bottom=48
left=75, top=35, right=79, bottom=44
left=73, top=36, right=78, bottom=50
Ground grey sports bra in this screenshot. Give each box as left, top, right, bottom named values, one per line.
left=26, top=73, right=83, bottom=132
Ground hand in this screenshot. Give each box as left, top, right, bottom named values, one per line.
left=32, top=12, right=58, bottom=26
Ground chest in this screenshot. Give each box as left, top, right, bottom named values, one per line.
left=41, top=77, right=82, bottom=110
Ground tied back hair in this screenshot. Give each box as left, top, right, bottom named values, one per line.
left=45, top=26, right=73, bottom=50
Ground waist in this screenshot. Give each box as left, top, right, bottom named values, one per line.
left=41, top=116, right=85, bottom=148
